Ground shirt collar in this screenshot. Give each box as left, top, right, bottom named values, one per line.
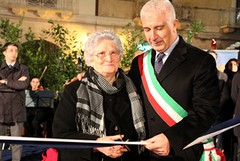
left=6, top=62, right=16, bottom=67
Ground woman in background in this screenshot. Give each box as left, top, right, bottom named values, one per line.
left=224, top=58, right=239, bottom=83
left=222, top=58, right=239, bottom=160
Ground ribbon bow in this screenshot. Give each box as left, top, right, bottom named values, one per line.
left=199, top=138, right=226, bottom=161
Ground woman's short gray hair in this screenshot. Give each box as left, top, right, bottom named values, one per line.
left=84, top=30, right=124, bottom=66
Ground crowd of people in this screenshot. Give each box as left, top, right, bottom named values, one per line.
left=0, top=0, right=240, bottom=161
left=207, top=50, right=239, bottom=161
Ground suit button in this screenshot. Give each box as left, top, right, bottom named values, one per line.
left=114, top=126, right=119, bottom=131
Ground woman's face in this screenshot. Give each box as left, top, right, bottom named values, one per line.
left=228, top=60, right=239, bottom=72
left=30, top=78, right=40, bottom=91
left=89, top=39, right=121, bottom=78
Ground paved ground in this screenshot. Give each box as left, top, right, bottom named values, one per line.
left=2, top=145, right=45, bottom=161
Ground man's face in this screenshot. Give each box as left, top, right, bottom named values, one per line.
left=141, top=10, right=178, bottom=52
left=3, top=45, right=18, bottom=63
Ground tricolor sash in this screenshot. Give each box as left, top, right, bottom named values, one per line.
left=138, top=50, right=188, bottom=127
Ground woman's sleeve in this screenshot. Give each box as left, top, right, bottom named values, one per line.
left=52, top=80, right=98, bottom=140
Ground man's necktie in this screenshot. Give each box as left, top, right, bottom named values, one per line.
left=154, top=53, right=165, bottom=74
left=8, top=65, right=12, bottom=70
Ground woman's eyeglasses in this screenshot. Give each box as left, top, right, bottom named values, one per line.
left=94, top=51, right=120, bottom=60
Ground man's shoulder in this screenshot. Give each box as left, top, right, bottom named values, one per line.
left=174, top=37, right=207, bottom=58
left=19, top=63, right=29, bottom=68
left=183, top=44, right=213, bottom=62
left=185, top=43, right=207, bottom=55
left=0, top=61, right=6, bottom=69
left=65, top=80, right=80, bottom=91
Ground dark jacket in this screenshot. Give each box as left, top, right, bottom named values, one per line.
left=0, top=61, right=30, bottom=123
left=232, top=71, right=240, bottom=138
left=128, top=36, right=220, bottom=161
left=52, top=80, right=141, bottom=161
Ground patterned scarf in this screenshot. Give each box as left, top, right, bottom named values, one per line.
left=75, top=67, right=146, bottom=141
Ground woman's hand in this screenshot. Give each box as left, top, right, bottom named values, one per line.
left=94, top=135, right=128, bottom=158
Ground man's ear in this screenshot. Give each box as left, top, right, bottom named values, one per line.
left=173, top=19, right=179, bottom=28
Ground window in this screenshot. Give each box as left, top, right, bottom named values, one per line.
left=27, top=0, right=57, bottom=7
left=237, top=0, right=240, bottom=24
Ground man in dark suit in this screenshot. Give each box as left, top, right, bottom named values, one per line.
left=128, top=0, right=220, bottom=160
left=0, top=42, right=30, bottom=161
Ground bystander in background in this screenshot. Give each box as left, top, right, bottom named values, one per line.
left=222, top=58, right=239, bottom=161
left=232, top=71, right=240, bottom=161
left=207, top=50, right=229, bottom=154
left=0, top=42, right=30, bottom=161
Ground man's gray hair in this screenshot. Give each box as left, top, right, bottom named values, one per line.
left=84, top=30, right=123, bottom=66
left=140, top=0, right=176, bottom=20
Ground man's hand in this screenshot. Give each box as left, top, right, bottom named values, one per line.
left=144, top=133, right=170, bottom=156
left=64, top=72, right=85, bottom=86
left=0, top=79, right=7, bottom=84
left=94, top=135, right=128, bottom=158
left=18, top=76, right=27, bottom=81
left=77, top=72, right=85, bottom=80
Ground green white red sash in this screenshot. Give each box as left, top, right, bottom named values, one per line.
left=200, top=139, right=226, bottom=161
left=138, top=50, right=188, bottom=126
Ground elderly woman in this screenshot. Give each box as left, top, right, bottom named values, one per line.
left=52, top=30, right=145, bottom=161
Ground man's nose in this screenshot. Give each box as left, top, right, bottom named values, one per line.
left=150, top=30, right=158, bottom=40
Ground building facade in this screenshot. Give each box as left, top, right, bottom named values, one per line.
left=0, top=0, right=239, bottom=50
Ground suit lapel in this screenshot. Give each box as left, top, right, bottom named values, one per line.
left=157, top=39, right=188, bottom=82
